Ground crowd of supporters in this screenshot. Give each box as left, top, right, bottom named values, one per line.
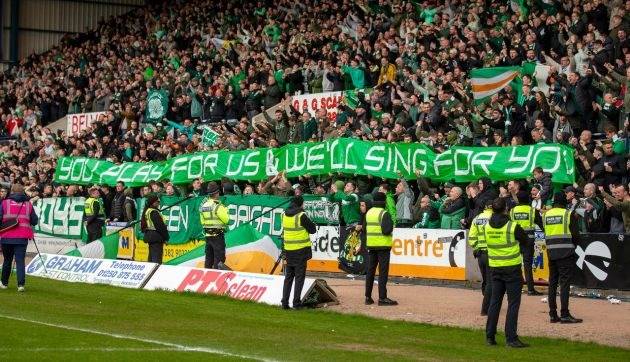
left=0, top=0, right=628, bottom=233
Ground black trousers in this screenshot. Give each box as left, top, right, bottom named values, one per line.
left=1, top=243, right=27, bottom=286
left=147, top=242, right=164, bottom=264
left=548, top=256, right=575, bottom=317
left=205, top=233, right=226, bottom=269
left=477, top=250, right=492, bottom=314
left=486, top=265, right=523, bottom=342
left=281, top=252, right=309, bottom=307
left=521, top=236, right=536, bottom=292
left=365, top=248, right=391, bottom=300
left=86, top=222, right=103, bottom=243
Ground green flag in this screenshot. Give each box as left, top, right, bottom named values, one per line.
left=66, top=231, right=119, bottom=259
left=511, top=0, right=529, bottom=21
left=146, top=89, right=169, bottom=123
left=343, top=89, right=372, bottom=109
left=202, top=127, right=220, bottom=146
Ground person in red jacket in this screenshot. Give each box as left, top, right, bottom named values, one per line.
left=0, top=184, right=38, bottom=292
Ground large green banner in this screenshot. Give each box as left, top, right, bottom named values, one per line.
left=54, top=140, right=576, bottom=186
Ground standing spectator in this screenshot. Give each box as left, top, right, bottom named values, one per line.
left=122, top=188, right=137, bottom=223
left=532, top=167, right=553, bottom=204
left=413, top=195, right=440, bottom=229
left=592, top=142, right=625, bottom=189
left=600, top=185, right=630, bottom=233
left=439, top=186, right=466, bottom=229
left=395, top=177, right=414, bottom=227
left=328, top=180, right=361, bottom=243
left=110, top=181, right=126, bottom=222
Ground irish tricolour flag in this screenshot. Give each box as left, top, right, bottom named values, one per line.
left=166, top=224, right=282, bottom=274
left=470, top=66, right=522, bottom=104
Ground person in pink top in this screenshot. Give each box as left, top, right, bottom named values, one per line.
left=0, top=184, right=38, bottom=292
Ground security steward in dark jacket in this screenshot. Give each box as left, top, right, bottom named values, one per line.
left=485, top=198, right=529, bottom=348
left=364, top=192, right=397, bottom=306
left=141, top=194, right=169, bottom=264
left=84, top=186, right=105, bottom=243
left=467, top=199, right=493, bottom=316
left=281, top=196, right=317, bottom=309
left=200, top=183, right=230, bottom=269
left=543, top=192, right=583, bottom=324
left=509, top=192, right=543, bottom=295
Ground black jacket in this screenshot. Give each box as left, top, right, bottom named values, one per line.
left=143, top=209, right=169, bottom=244
left=110, top=192, right=126, bottom=221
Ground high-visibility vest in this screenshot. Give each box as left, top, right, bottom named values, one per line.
left=483, top=221, right=522, bottom=267
left=282, top=212, right=311, bottom=251
left=543, top=207, right=575, bottom=261
left=468, top=208, right=492, bottom=251
left=84, top=197, right=105, bottom=218
left=365, top=207, right=393, bottom=248
left=199, top=198, right=228, bottom=231
left=510, top=204, right=535, bottom=231
left=144, top=208, right=160, bottom=231
left=0, top=199, right=34, bottom=239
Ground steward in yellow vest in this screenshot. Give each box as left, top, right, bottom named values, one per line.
left=141, top=194, right=169, bottom=264
left=199, top=182, right=230, bottom=270
left=84, top=186, right=105, bottom=243
left=509, top=192, right=543, bottom=295
left=363, top=192, right=397, bottom=306
left=468, top=199, right=493, bottom=316
left=542, top=192, right=582, bottom=324
left=483, top=198, right=530, bottom=348
left=281, top=196, right=316, bottom=310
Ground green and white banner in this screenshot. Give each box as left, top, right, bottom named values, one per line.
left=135, top=195, right=206, bottom=245
left=31, top=195, right=339, bottom=250
left=33, top=197, right=85, bottom=239
left=54, top=140, right=576, bottom=186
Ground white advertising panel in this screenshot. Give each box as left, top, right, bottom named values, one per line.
left=143, top=265, right=315, bottom=307
left=26, top=254, right=157, bottom=289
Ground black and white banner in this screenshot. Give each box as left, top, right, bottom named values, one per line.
left=572, top=233, right=630, bottom=290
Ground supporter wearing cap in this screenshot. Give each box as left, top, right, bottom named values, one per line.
left=543, top=192, right=583, bottom=324
left=280, top=195, right=317, bottom=309
left=199, top=182, right=230, bottom=270
left=140, top=193, right=168, bottom=264
left=363, top=192, right=397, bottom=306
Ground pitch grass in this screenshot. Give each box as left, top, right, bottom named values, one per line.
left=0, top=278, right=628, bottom=361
